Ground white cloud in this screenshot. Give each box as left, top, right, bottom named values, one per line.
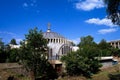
left=98, top=28, right=118, bottom=34
left=0, top=31, right=16, bottom=36
left=72, top=38, right=80, bottom=44
left=85, top=18, right=116, bottom=27
left=75, top=0, right=104, bottom=11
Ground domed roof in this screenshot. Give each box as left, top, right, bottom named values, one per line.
left=43, top=25, right=65, bottom=39
left=43, top=24, right=65, bottom=39
left=43, top=32, right=65, bottom=39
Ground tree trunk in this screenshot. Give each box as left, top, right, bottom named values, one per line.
left=29, top=70, right=35, bottom=80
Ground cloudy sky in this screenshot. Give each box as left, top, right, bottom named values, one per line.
left=0, top=0, right=120, bottom=44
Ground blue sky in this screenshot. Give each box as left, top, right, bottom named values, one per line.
left=0, top=0, right=120, bottom=44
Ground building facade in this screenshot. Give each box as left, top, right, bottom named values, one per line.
left=43, top=26, right=74, bottom=60
left=108, top=40, right=120, bottom=49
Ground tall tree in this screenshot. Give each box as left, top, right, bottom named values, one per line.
left=78, top=35, right=97, bottom=47
left=104, top=0, right=120, bottom=25
left=10, top=38, right=17, bottom=45
left=8, top=48, right=19, bottom=62
left=19, top=28, right=58, bottom=80
left=61, top=35, right=101, bottom=77
left=98, top=39, right=111, bottom=49
left=0, top=38, right=8, bottom=63
left=98, top=39, right=117, bottom=56
left=0, top=38, right=4, bottom=49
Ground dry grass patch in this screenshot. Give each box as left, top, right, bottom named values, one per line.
left=92, top=64, right=120, bottom=80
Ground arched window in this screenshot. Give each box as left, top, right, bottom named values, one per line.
left=48, top=39, right=50, bottom=42
left=51, top=39, right=53, bottom=43
left=54, top=39, right=55, bottom=43
left=59, top=39, right=61, bottom=43
left=56, top=39, right=58, bottom=43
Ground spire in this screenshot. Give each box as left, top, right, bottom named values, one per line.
left=47, top=22, right=51, bottom=32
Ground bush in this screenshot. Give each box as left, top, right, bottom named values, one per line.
left=109, top=72, right=120, bottom=80
left=61, top=50, right=102, bottom=77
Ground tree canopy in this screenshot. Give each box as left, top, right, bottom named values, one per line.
left=0, top=38, right=4, bottom=50
left=10, top=38, right=17, bottom=45
left=61, top=35, right=120, bottom=77
left=78, top=35, right=97, bottom=47
left=104, top=0, right=120, bottom=25
left=19, top=28, right=58, bottom=80
left=61, top=35, right=102, bottom=77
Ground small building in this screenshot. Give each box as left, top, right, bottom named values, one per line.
left=9, top=44, right=20, bottom=49
left=108, top=40, right=120, bottom=49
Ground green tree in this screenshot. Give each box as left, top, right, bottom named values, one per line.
left=8, top=48, right=19, bottom=62
left=78, top=35, right=97, bottom=47
left=98, top=39, right=111, bottom=49
left=10, top=38, right=17, bottom=45
left=98, top=39, right=112, bottom=56
left=61, top=35, right=102, bottom=77
left=0, top=38, right=4, bottom=50
left=0, top=39, right=8, bottom=63
left=104, top=0, right=120, bottom=25
left=19, top=28, right=58, bottom=80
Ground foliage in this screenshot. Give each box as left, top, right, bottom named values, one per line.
left=0, top=38, right=4, bottom=50
left=0, top=49, right=8, bottom=63
left=61, top=35, right=102, bottom=77
left=7, top=48, right=19, bottom=62
left=98, top=39, right=111, bottom=50
left=10, top=38, right=17, bottom=45
left=61, top=48, right=101, bottom=77
left=104, top=0, right=120, bottom=25
left=19, top=28, right=58, bottom=79
left=78, top=35, right=97, bottom=47
left=112, top=49, right=120, bottom=57
left=0, top=39, right=8, bottom=63
left=98, top=39, right=113, bottom=56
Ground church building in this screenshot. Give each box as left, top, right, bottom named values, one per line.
left=43, top=24, right=79, bottom=73
left=43, top=24, right=74, bottom=60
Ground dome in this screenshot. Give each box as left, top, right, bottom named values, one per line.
left=43, top=25, right=65, bottom=39
left=43, top=32, right=65, bottom=39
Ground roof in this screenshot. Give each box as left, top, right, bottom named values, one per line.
left=43, top=32, right=65, bottom=39
left=43, top=24, right=66, bottom=39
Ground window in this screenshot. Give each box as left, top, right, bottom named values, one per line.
left=50, top=48, right=52, bottom=57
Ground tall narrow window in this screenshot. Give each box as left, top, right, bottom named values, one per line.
left=54, top=39, right=55, bottom=43
left=50, top=48, right=52, bottom=57
left=56, top=39, right=58, bottom=43
left=48, top=39, right=50, bottom=42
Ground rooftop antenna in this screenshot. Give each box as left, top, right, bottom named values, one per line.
left=47, top=22, right=51, bottom=32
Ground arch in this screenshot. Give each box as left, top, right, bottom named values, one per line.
left=58, top=44, right=72, bottom=56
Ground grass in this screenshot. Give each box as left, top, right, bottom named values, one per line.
left=58, top=64, right=120, bottom=80
left=0, top=69, right=30, bottom=80
left=0, top=64, right=120, bottom=80
left=92, top=64, right=120, bottom=80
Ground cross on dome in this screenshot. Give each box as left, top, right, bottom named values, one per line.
left=47, top=22, right=51, bottom=32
